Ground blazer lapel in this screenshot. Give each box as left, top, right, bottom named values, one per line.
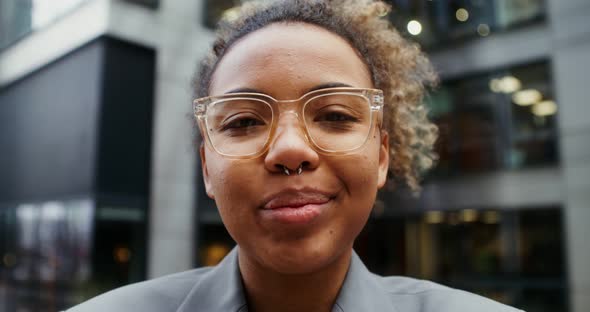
left=175, top=248, right=398, bottom=312
left=332, top=251, right=400, bottom=312
left=176, top=247, right=247, bottom=312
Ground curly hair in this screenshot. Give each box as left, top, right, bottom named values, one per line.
left=194, top=0, right=438, bottom=191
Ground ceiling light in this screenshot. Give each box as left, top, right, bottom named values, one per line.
left=407, top=20, right=423, bottom=36
left=489, top=79, right=501, bottom=92
left=456, top=8, right=469, bottom=22
left=512, top=89, right=542, bottom=106
left=460, top=209, right=477, bottom=222
left=498, top=76, right=522, bottom=93
left=482, top=211, right=500, bottom=224
left=532, top=100, right=557, bottom=116
left=222, top=7, right=241, bottom=22
left=477, top=24, right=490, bottom=36
left=425, top=211, right=444, bottom=224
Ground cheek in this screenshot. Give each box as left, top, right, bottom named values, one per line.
left=205, top=154, right=257, bottom=218
left=333, top=149, right=381, bottom=218
left=343, top=143, right=381, bottom=190
left=206, top=149, right=251, bottom=192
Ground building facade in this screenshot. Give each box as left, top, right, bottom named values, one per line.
left=0, top=1, right=588, bottom=311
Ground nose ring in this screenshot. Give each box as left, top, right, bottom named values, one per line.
left=282, top=165, right=291, bottom=176
left=282, top=164, right=304, bottom=176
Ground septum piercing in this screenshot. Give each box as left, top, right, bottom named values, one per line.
left=282, top=164, right=303, bottom=176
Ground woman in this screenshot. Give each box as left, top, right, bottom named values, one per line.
left=69, top=0, right=523, bottom=311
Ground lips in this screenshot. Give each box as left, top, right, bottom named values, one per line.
left=263, top=191, right=332, bottom=210
left=260, top=189, right=334, bottom=225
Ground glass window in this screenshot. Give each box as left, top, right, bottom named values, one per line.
left=426, top=61, right=558, bottom=177
left=356, top=207, right=568, bottom=312
left=387, top=0, right=546, bottom=49
left=0, top=199, right=94, bottom=311
left=121, top=0, right=159, bottom=9
left=504, top=64, right=557, bottom=169
left=194, top=204, right=569, bottom=312
left=91, top=201, right=148, bottom=298
left=201, top=1, right=545, bottom=47
left=202, top=0, right=238, bottom=30
left=1, top=0, right=33, bottom=49
left=0, top=198, right=147, bottom=311
left=0, top=0, right=89, bottom=50
left=198, top=224, right=235, bottom=267
left=195, top=175, right=235, bottom=266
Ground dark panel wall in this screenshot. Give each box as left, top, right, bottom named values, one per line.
left=0, top=41, right=104, bottom=202
left=0, top=36, right=156, bottom=203
left=96, top=38, right=155, bottom=197
left=0, top=37, right=155, bottom=307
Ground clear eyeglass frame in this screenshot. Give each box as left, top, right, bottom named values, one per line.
left=193, top=87, right=385, bottom=159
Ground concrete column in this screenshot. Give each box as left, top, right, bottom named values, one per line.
left=548, top=1, right=590, bottom=311
left=145, top=1, right=214, bottom=278
left=105, top=0, right=214, bottom=278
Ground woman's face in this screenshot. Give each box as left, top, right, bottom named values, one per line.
left=201, top=23, right=389, bottom=274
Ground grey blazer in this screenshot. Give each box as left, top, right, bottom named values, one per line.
left=67, top=248, right=523, bottom=311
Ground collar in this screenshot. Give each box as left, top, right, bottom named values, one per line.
left=176, top=247, right=247, bottom=312
left=332, top=251, right=400, bottom=312
left=176, top=247, right=399, bottom=312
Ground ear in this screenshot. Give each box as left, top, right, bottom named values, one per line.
left=377, top=130, right=390, bottom=189
left=199, top=143, right=215, bottom=199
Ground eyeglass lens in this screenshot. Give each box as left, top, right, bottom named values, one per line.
left=205, top=93, right=372, bottom=156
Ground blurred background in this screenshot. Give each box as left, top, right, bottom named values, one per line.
left=0, top=0, right=588, bottom=311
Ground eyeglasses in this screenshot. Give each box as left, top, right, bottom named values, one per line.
left=193, top=87, right=384, bottom=158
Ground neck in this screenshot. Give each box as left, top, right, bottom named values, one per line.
left=238, top=248, right=352, bottom=312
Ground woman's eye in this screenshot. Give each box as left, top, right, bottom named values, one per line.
left=225, top=118, right=263, bottom=129
left=315, top=112, right=359, bottom=123
left=220, top=115, right=266, bottom=134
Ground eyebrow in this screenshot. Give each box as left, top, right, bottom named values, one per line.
left=305, top=82, right=353, bottom=93
left=224, top=82, right=354, bottom=96
left=224, top=87, right=262, bottom=94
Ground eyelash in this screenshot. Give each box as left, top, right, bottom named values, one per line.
left=222, top=117, right=264, bottom=129
left=315, top=111, right=359, bottom=122
left=218, top=113, right=268, bottom=137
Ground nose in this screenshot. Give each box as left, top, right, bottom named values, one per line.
left=264, top=113, right=319, bottom=174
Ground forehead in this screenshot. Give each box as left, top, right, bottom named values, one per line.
left=210, top=22, right=373, bottom=98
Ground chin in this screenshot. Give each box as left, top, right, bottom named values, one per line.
left=255, top=236, right=351, bottom=275
left=266, top=251, right=336, bottom=275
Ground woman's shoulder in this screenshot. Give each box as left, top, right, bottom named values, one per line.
left=65, top=266, right=215, bottom=312
left=374, top=274, right=525, bottom=312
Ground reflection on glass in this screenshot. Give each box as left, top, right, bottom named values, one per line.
left=356, top=207, right=567, bottom=312
left=2, top=199, right=94, bottom=311
left=425, top=61, right=558, bottom=177
left=202, top=0, right=239, bottom=29
left=385, top=0, right=545, bottom=48
left=31, top=0, right=87, bottom=28
left=201, top=1, right=545, bottom=48
left=13, top=200, right=94, bottom=283
left=91, top=201, right=147, bottom=299
left=1, top=198, right=148, bottom=311
left=505, top=63, right=557, bottom=169
left=202, top=243, right=232, bottom=267
left=121, top=0, right=159, bottom=9
left=197, top=224, right=235, bottom=267
left=1, top=0, right=88, bottom=50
